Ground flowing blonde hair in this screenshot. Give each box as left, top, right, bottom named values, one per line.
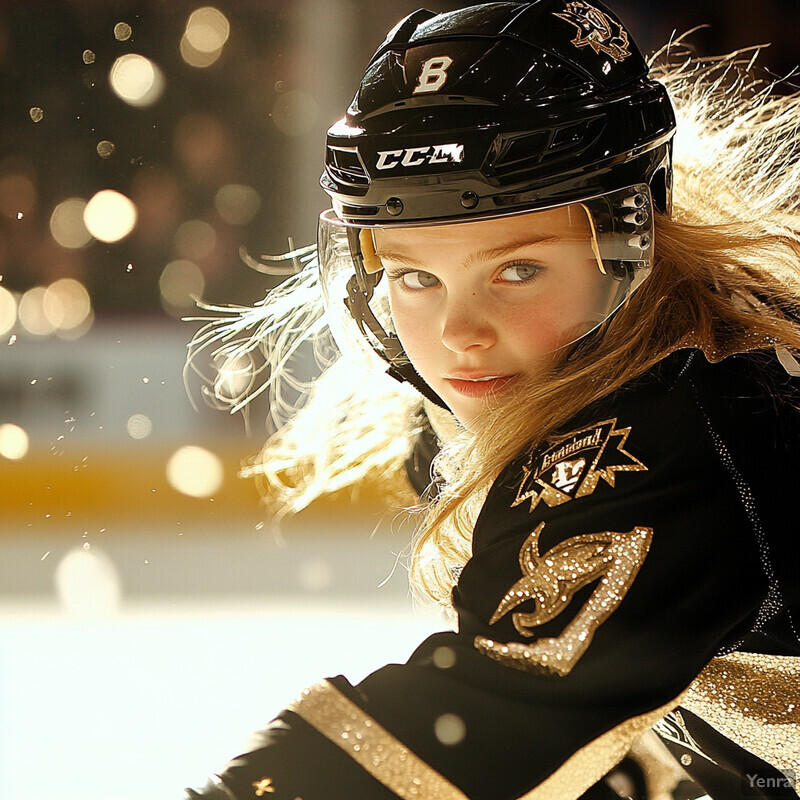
left=189, top=43, right=800, bottom=606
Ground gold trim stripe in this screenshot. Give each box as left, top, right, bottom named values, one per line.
left=289, top=680, right=469, bottom=800
left=290, top=679, right=687, bottom=800
left=517, top=691, right=688, bottom=800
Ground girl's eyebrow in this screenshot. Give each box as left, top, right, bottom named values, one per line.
left=466, top=235, right=562, bottom=265
left=375, top=234, right=563, bottom=268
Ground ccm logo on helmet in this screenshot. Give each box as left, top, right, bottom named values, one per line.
left=375, top=143, right=465, bottom=171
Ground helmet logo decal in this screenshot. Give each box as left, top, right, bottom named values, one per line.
left=413, top=55, right=454, bottom=94
left=375, top=143, right=464, bottom=171
left=553, top=2, right=631, bottom=63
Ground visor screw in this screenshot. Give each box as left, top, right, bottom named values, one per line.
left=460, top=191, right=479, bottom=209
left=386, top=197, right=404, bottom=216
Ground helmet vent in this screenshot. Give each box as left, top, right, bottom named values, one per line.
left=550, top=121, right=590, bottom=152
left=488, top=117, right=604, bottom=177
left=326, top=146, right=370, bottom=193
left=489, top=130, right=550, bottom=174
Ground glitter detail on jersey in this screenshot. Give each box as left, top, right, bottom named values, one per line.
left=683, top=652, right=800, bottom=779
left=553, top=2, right=632, bottom=62
left=513, top=419, right=647, bottom=513
left=474, top=523, right=652, bottom=676
left=691, top=392, right=789, bottom=647
left=252, top=777, right=276, bottom=796
left=289, top=680, right=469, bottom=800
left=652, top=710, right=719, bottom=766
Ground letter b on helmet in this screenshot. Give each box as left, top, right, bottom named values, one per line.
left=413, top=55, right=454, bottom=94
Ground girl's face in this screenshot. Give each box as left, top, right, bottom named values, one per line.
left=374, top=205, right=613, bottom=427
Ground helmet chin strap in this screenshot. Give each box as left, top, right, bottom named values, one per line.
left=344, top=224, right=450, bottom=409
left=343, top=270, right=450, bottom=409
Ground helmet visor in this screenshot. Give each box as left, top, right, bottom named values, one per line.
left=317, top=184, right=654, bottom=386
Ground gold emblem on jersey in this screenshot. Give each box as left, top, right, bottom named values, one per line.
left=513, top=418, right=646, bottom=512
left=474, top=522, right=652, bottom=676
left=553, top=1, right=632, bottom=62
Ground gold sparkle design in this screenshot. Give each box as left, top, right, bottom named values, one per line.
left=475, top=522, right=653, bottom=676
left=683, top=651, right=800, bottom=779
left=252, top=777, right=275, bottom=796
left=289, top=681, right=469, bottom=800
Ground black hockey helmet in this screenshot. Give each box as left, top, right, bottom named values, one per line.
left=317, top=0, right=677, bottom=406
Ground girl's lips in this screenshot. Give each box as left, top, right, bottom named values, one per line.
left=444, top=375, right=518, bottom=398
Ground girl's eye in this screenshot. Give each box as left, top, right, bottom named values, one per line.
left=498, top=263, right=541, bottom=283
left=400, top=270, right=440, bottom=289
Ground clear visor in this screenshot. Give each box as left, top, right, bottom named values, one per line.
left=317, top=184, right=654, bottom=382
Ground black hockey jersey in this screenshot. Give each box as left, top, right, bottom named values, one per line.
left=186, top=349, right=800, bottom=800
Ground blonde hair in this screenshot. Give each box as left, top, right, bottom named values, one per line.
left=189, top=43, right=800, bottom=606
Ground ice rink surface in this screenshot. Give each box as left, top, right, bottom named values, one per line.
left=0, top=517, right=443, bottom=800
left=0, top=599, right=442, bottom=800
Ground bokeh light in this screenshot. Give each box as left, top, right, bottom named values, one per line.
left=83, top=189, right=137, bottom=242
left=114, top=22, right=132, bottom=42
left=174, top=219, right=216, bottom=261
left=18, top=286, right=57, bottom=336
left=434, top=713, right=466, bottom=746
left=214, top=183, right=261, bottom=225
left=0, top=174, right=37, bottom=220
left=96, top=140, right=115, bottom=158
left=297, top=559, right=333, bottom=592
left=271, top=90, right=319, bottom=137
left=432, top=646, right=457, bottom=669
left=0, top=287, right=17, bottom=337
left=43, top=278, right=92, bottom=332
left=109, top=54, right=165, bottom=107
left=55, top=546, right=122, bottom=616
left=159, top=259, right=205, bottom=312
left=82, top=49, right=96, bottom=64
left=166, top=445, right=224, bottom=498
left=50, top=197, right=91, bottom=249
left=29, top=107, right=43, bottom=123
left=0, top=423, right=29, bottom=460
left=127, top=413, right=153, bottom=440
left=186, top=7, right=229, bottom=52
left=181, top=7, right=230, bottom=69
left=172, top=113, right=228, bottom=179
left=180, top=35, right=222, bottom=69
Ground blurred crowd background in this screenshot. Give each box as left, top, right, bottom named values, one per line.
left=2, top=0, right=799, bottom=318
left=0, top=3, right=797, bottom=799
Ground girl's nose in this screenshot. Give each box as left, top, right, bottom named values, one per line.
left=440, top=298, right=496, bottom=353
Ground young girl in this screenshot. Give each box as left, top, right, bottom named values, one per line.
left=186, top=1, right=800, bottom=798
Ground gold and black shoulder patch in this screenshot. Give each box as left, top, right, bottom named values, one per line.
left=513, top=419, right=647, bottom=513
